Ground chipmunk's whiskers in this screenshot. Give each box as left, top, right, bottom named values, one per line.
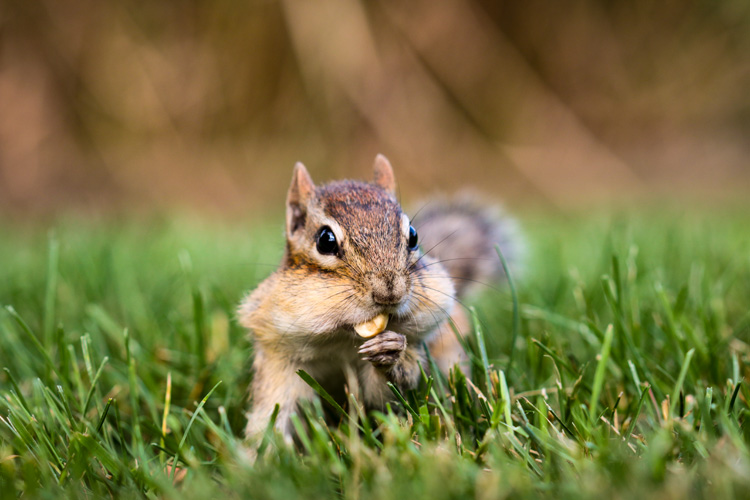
left=416, top=272, right=503, bottom=294
left=407, top=202, right=433, bottom=226
left=415, top=257, right=495, bottom=271
left=410, top=290, right=457, bottom=332
left=409, top=229, right=460, bottom=271
left=277, top=284, right=356, bottom=338
left=414, top=283, right=472, bottom=315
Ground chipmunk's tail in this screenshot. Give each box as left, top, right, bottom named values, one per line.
left=413, top=197, right=524, bottom=299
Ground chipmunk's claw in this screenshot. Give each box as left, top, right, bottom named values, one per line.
left=359, top=330, right=406, bottom=368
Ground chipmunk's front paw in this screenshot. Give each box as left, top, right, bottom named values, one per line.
left=358, top=330, right=406, bottom=369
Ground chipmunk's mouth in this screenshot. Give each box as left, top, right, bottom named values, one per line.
left=353, top=313, right=389, bottom=338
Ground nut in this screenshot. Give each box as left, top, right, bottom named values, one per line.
left=354, top=313, right=389, bottom=338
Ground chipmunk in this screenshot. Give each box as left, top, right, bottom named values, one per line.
left=238, top=155, right=521, bottom=442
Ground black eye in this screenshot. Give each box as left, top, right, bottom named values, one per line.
left=316, top=226, right=339, bottom=255
left=407, top=225, right=418, bottom=251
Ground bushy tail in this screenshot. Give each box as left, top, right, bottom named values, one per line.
left=413, top=198, right=523, bottom=298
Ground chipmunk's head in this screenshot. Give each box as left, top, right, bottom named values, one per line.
left=283, top=155, right=453, bottom=334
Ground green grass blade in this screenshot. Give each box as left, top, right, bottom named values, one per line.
left=5, top=306, right=58, bottom=381
left=589, top=324, right=614, bottom=424
left=82, top=356, right=109, bottom=416
left=43, top=233, right=59, bottom=357
left=178, top=380, right=222, bottom=451
left=3, top=368, right=31, bottom=414
left=124, top=329, right=143, bottom=457
left=297, top=369, right=347, bottom=417
left=470, top=306, right=492, bottom=394
left=498, top=370, right=513, bottom=431
left=669, top=348, right=695, bottom=419
left=495, top=244, right=520, bottom=373
left=95, top=398, right=114, bottom=434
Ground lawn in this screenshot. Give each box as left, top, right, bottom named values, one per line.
left=1, top=206, right=750, bottom=498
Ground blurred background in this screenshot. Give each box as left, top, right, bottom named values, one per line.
left=1, top=0, right=749, bottom=217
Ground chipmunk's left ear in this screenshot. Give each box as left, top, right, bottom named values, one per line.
left=372, top=154, right=396, bottom=195
left=286, top=162, right=316, bottom=237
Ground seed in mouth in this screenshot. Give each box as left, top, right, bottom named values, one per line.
left=353, top=313, right=389, bottom=338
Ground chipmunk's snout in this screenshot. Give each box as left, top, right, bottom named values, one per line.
left=369, top=270, right=407, bottom=306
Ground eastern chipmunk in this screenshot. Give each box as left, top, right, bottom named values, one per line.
left=239, top=155, right=520, bottom=442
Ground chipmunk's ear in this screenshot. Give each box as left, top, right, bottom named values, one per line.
left=286, top=162, right=315, bottom=237
left=372, top=154, right=396, bottom=195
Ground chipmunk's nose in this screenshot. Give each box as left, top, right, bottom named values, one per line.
left=370, top=271, right=407, bottom=306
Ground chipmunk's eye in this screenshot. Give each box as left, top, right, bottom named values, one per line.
left=407, top=225, right=419, bottom=251
left=316, top=226, right=339, bottom=255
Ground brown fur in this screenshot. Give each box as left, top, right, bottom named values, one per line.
left=414, top=198, right=524, bottom=297
left=239, top=156, right=513, bottom=443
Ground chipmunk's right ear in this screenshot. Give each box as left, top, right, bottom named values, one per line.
left=286, top=162, right=316, bottom=237
left=372, top=154, right=396, bottom=195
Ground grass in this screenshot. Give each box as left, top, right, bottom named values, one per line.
left=1, top=206, right=750, bottom=498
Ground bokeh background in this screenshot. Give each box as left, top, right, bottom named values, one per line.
left=2, top=0, right=749, bottom=217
